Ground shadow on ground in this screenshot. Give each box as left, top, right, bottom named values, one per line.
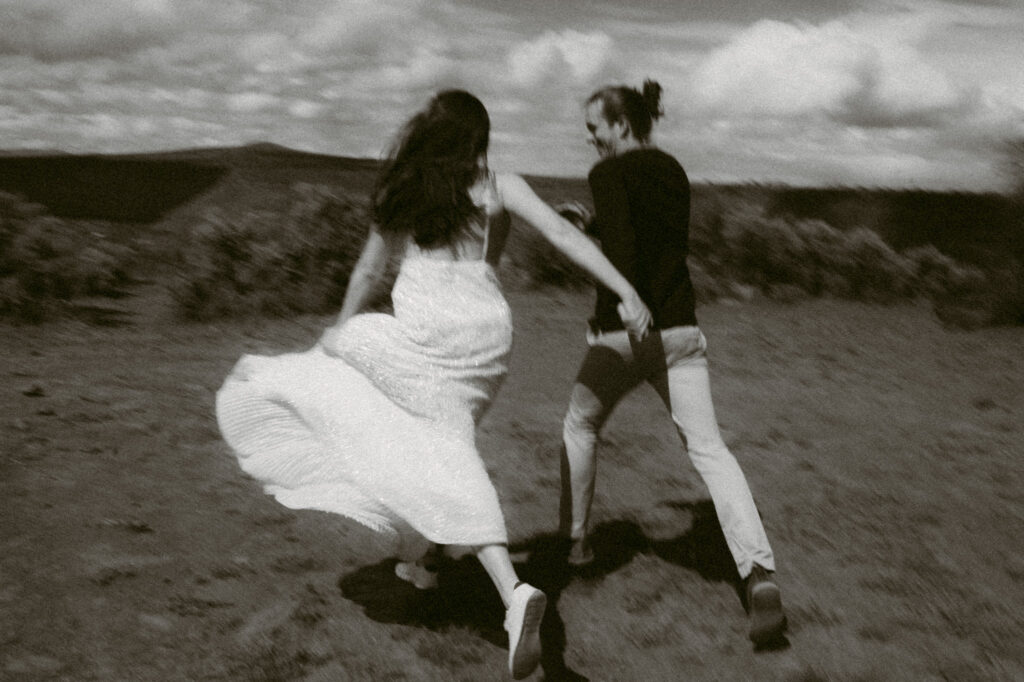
left=338, top=499, right=787, bottom=681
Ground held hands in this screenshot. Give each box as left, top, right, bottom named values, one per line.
left=554, top=201, right=594, bottom=234
left=617, top=293, right=653, bottom=340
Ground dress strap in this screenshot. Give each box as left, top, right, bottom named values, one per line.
left=481, top=215, right=491, bottom=263
left=479, top=170, right=499, bottom=262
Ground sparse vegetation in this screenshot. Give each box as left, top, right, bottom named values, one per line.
left=168, top=183, right=374, bottom=320
left=0, top=147, right=1020, bottom=328
left=3, top=288, right=1022, bottom=681
left=0, top=191, right=135, bottom=321
left=502, top=188, right=1014, bottom=327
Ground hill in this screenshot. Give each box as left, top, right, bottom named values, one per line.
left=0, top=144, right=382, bottom=224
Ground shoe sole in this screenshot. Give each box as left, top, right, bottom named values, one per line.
left=510, top=590, right=547, bottom=679
left=748, top=582, right=786, bottom=646
left=394, top=562, right=439, bottom=590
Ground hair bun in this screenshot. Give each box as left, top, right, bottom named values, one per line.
left=641, top=79, right=664, bottom=120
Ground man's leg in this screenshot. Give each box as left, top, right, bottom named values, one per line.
left=649, top=328, right=785, bottom=644
left=560, top=341, right=639, bottom=560
left=652, top=351, right=775, bottom=575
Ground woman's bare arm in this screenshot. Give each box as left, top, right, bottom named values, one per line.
left=497, top=173, right=652, bottom=337
left=335, top=226, right=398, bottom=326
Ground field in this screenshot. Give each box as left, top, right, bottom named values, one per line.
left=2, top=147, right=1023, bottom=681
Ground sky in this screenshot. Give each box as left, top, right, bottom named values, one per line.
left=1, top=0, right=1022, bottom=190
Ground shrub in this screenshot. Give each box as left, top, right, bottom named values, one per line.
left=831, top=227, right=916, bottom=302
left=719, top=206, right=810, bottom=290
left=931, top=257, right=1024, bottom=329
left=687, top=260, right=729, bottom=303
left=166, top=181, right=1020, bottom=330
left=716, top=207, right=918, bottom=303
left=688, top=187, right=735, bottom=276
left=499, top=214, right=591, bottom=290
left=0, top=192, right=135, bottom=321
left=171, top=184, right=371, bottom=320
left=903, top=245, right=986, bottom=299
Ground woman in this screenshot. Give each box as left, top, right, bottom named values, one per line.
left=215, top=89, right=652, bottom=679
left=558, top=80, right=787, bottom=647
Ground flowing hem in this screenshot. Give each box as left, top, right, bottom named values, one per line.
left=215, top=348, right=509, bottom=549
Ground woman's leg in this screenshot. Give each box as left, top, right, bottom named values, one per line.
left=475, top=544, right=520, bottom=607
left=394, top=542, right=442, bottom=590
left=476, top=544, right=547, bottom=679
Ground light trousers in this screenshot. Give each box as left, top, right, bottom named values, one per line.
left=560, top=325, right=774, bottom=577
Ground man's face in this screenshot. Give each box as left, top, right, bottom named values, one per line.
left=585, top=100, right=622, bottom=159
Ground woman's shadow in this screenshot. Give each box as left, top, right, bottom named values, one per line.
left=337, top=499, right=773, bottom=681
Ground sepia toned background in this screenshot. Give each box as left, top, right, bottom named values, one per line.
left=2, top=1, right=1023, bottom=680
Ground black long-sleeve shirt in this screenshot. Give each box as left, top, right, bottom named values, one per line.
left=588, top=147, right=698, bottom=332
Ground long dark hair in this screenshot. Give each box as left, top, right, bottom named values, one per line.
left=587, top=79, right=664, bottom=143
left=373, top=90, right=490, bottom=248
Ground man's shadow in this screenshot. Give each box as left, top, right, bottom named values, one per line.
left=338, top=500, right=783, bottom=681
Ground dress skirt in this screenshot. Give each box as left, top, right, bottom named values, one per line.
left=215, top=256, right=514, bottom=553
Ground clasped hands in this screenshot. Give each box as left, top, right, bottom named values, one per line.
left=618, top=293, right=653, bottom=340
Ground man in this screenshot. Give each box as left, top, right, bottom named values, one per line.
left=558, top=80, right=787, bottom=647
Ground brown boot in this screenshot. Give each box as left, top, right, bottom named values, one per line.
left=746, top=564, right=786, bottom=646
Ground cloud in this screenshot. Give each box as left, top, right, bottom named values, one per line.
left=0, top=0, right=181, bottom=61
left=0, top=0, right=439, bottom=66
left=667, top=3, right=1024, bottom=188
left=353, top=47, right=461, bottom=93
left=301, top=0, right=439, bottom=57
left=657, top=116, right=1005, bottom=190
left=227, top=92, right=280, bottom=113
left=1, top=0, right=1018, bottom=189
left=287, top=100, right=325, bottom=119
left=507, top=30, right=614, bottom=88
left=688, top=17, right=965, bottom=127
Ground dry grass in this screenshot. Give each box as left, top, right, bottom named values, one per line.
left=3, top=277, right=1023, bottom=681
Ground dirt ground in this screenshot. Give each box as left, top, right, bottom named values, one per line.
left=2, top=279, right=1023, bottom=681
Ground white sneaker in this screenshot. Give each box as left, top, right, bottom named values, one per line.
left=394, top=560, right=439, bottom=590
left=504, top=583, right=546, bottom=679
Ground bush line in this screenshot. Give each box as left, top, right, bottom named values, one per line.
left=1, top=184, right=1021, bottom=328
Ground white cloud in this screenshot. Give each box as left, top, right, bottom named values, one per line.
left=300, top=0, right=445, bottom=61
left=28, top=88, right=72, bottom=108
left=1, top=0, right=1020, bottom=189
left=657, top=116, right=1005, bottom=190
left=508, top=30, right=613, bottom=88
left=688, top=17, right=964, bottom=127
left=79, top=113, right=129, bottom=140
left=287, top=100, right=324, bottom=119
left=227, top=92, right=279, bottom=113
left=149, top=87, right=215, bottom=110
left=359, top=48, right=460, bottom=92
left=664, top=3, right=1024, bottom=188
left=235, top=33, right=314, bottom=75
left=0, top=0, right=180, bottom=61
left=981, top=83, right=1024, bottom=123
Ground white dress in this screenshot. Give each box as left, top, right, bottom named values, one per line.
left=215, top=177, right=514, bottom=555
